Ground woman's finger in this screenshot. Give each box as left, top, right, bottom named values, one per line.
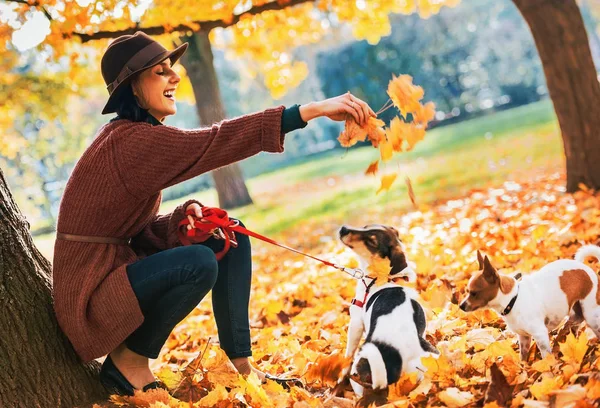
left=342, top=101, right=361, bottom=124
left=187, top=214, right=196, bottom=228
left=344, top=98, right=364, bottom=125
left=350, top=94, right=375, bottom=120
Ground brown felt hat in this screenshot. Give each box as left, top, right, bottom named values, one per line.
left=100, top=31, right=188, bottom=114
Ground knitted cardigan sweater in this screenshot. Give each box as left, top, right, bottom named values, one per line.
left=52, top=106, right=289, bottom=362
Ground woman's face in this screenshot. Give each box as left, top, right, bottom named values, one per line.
left=132, top=59, right=181, bottom=122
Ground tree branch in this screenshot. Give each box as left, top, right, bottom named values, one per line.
left=71, top=0, right=318, bottom=43
left=5, top=0, right=53, bottom=21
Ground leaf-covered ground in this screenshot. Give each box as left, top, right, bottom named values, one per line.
left=95, top=169, right=600, bottom=407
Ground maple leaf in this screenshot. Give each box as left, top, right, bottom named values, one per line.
left=559, top=332, right=589, bottom=365
left=405, top=176, right=417, bottom=209
left=585, top=376, right=600, bottom=399
left=366, top=118, right=387, bottom=148
left=549, top=385, right=587, bottom=408
left=367, top=256, right=392, bottom=285
left=305, top=352, right=352, bottom=386
left=112, top=388, right=175, bottom=407
left=337, top=130, right=358, bottom=148
left=365, top=160, right=379, bottom=176
left=531, top=354, right=558, bottom=373
left=404, top=123, right=426, bottom=151
left=379, top=139, right=394, bottom=162
left=387, top=74, right=424, bottom=115
left=376, top=173, right=398, bottom=194
left=438, top=387, right=474, bottom=407
left=156, top=366, right=184, bottom=390
left=421, top=354, right=455, bottom=379
left=386, top=116, right=406, bottom=152
left=414, top=101, right=436, bottom=126
left=530, top=375, right=563, bottom=401
left=196, top=384, right=229, bottom=407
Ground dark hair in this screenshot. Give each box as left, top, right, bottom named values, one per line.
left=114, top=81, right=155, bottom=124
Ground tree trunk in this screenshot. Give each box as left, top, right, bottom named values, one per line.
left=179, top=31, right=254, bottom=209
left=513, top=0, right=600, bottom=192
left=0, top=168, right=106, bottom=407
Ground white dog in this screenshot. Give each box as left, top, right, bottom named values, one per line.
left=336, top=224, right=437, bottom=406
left=460, top=247, right=600, bottom=360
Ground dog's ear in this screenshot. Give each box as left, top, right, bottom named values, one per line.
left=477, top=250, right=484, bottom=270
left=390, top=245, right=408, bottom=275
left=482, top=256, right=499, bottom=284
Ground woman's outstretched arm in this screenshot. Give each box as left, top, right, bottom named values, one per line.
left=110, top=94, right=374, bottom=200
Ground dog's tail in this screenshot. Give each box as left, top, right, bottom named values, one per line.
left=355, top=342, right=389, bottom=390
left=575, top=244, right=600, bottom=264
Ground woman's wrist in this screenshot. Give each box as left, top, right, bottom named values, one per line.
left=299, top=102, right=321, bottom=122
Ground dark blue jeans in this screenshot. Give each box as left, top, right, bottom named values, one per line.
left=124, top=226, right=252, bottom=359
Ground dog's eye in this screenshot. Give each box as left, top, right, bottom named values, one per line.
left=367, top=235, right=378, bottom=245
left=470, top=291, right=478, bottom=298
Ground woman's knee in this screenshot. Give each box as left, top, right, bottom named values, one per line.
left=177, top=245, right=218, bottom=286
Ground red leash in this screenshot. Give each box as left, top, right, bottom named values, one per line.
left=177, top=206, right=364, bottom=279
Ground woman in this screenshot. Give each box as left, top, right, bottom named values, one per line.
left=52, top=31, right=375, bottom=396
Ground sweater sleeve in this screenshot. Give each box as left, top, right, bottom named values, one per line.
left=111, top=106, right=285, bottom=199
left=130, top=199, right=201, bottom=257
left=281, top=105, right=308, bottom=134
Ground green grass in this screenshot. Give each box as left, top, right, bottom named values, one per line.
left=33, top=100, right=561, bottom=259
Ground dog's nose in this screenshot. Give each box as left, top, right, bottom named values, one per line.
left=459, top=302, right=467, bottom=311
left=339, top=226, right=349, bottom=237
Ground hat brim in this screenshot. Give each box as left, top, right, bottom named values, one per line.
left=101, top=42, right=189, bottom=115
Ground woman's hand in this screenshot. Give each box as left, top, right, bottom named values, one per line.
left=299, top=92, right=376, bottom=126
left=186, top=202, right=203, bottom=231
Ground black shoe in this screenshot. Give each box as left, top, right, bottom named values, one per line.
left=100, top=356, right=165, bottom=396
left=100, top=355, right=135, bottom=396
left=263, top=373, right=304, bottom=390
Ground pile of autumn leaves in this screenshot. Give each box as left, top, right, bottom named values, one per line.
left=97, top=172, right=600, bottom=408
left=338, top=75, right=436, bottom=194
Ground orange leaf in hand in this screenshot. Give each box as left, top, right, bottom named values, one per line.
left=405, top=123, right=426, bottom=151
left=387, top=74, right=424, bottom=115
left=414, top=101, right=436, bottom=126
left=337, top=118, right=368, bottom=148
left=386, top=117, right=405, bottom=152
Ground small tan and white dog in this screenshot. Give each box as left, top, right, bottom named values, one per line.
left=337, top=224, right=437, bottom=405
left=460, top=246, right=600, bottom=360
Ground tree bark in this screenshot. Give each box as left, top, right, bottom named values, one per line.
left=513, top=0, right=600, bottom=192
left=0, top=168, right=106, bottom=407
left=179, top=31, right=254, bottom=209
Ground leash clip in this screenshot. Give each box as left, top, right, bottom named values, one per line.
left=336, top=265, right=365, bottom=280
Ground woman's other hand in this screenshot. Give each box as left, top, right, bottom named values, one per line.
left=299, top=92, right=376, bottom=126
left=186, top=202, right=203, bottom=231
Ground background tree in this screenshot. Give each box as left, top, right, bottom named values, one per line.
left=0, top=167, right=107, bottom=407
left=513, top=0, right=600, bottom=192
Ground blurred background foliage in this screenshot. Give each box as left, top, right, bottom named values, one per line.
left=2, top=0, right=599, bottom=235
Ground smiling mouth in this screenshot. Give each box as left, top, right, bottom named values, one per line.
left=163, top=89, right=176, bottom=101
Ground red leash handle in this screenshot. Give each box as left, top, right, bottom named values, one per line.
left=177, top=207, right=237, bottom=260
left=178, top=206, right=363, bottom=277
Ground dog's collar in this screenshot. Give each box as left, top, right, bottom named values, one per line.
left=351, top=278, right=378, bottom=308
left=501, top=286, right=519, bottom=316
left=350, top=265, right=412, bottom=308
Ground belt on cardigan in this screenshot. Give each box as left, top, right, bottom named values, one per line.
left=56, top=232, right=130, bottom=246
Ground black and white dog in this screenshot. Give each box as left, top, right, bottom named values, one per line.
left=337, top=225, right=437, bottom=405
